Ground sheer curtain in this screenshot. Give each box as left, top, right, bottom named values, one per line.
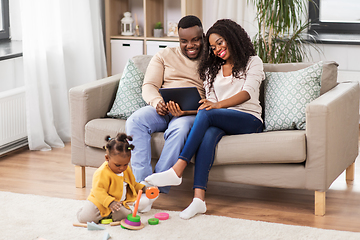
left=203, top=0, right=257, bottom=37
left=19, top=0, right=107, bottom=151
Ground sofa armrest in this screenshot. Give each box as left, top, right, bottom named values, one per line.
left=69, top=73, right=121, bottom=166
left=305, top=81, right=359, bottom=191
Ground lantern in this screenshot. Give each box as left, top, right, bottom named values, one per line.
left=121, top=12, right=134, bottom=36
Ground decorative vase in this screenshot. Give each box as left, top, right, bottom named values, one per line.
left=154, top=29, right=163, bottom=38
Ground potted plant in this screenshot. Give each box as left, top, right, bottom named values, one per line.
left=153, top=21, right=163, bottom=38
left=251, top=0, right=319, bottom=63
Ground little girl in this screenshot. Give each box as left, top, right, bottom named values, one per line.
left=77, top=133, right=156, bottom=223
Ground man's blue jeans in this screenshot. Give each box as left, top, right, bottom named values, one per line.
left=179, top=108, right=263, bottom=191
left=125, top=105, right=196, bottom=193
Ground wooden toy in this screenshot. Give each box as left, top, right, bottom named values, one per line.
left=73, top=221, right=106, bottom=230
left=120, top=190, right=145, bottom=230
left=110, top=221, right=122, bottom=226
left=145, top=186, right=159, bottom=199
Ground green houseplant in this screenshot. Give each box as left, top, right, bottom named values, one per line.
left=154, top=21, right=163, bottom=38
left=251, top=0, right=319, bottom=63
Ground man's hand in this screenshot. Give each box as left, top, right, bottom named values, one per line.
left=167, top=101, right=184, bottom=117
left=156, top=100, right=169, bottom=116
left=198, top=99, right=221, bottom=110
left=109, top=201, right=122, bottom=212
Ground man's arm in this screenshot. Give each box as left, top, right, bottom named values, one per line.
left=167, top=101, right=198, bottom=116
left=142, top=53, right=165, bottom=108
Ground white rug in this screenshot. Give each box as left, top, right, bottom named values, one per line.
left=1, top=191, right=360, bottom=240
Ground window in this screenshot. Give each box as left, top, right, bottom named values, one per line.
left=0, top=0, right=10, bottom=40
left=309, top=0, right=360, bottom=35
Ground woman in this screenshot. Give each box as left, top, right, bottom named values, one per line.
left=145, top=19, right=265, bottom=219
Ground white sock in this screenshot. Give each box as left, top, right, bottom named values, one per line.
left=140, top=181, right=153, bottom=188
left=139, top=195, right=158, bottom=213
left=135, top=194, right=150, bottom=213
left=144, top=168, right=182, bottom=187
left=179, top=198, right=207, bottom=220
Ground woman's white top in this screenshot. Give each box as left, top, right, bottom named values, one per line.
left=204, top=56, right=265, bottom=122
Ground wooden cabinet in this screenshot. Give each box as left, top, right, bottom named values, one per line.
left=111, top=39, right=143, bottom=75
left=104, top=0, right=202, bottom=75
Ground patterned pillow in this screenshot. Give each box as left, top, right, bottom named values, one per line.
left=264, top=61, right=323, bottom=131
left=107, top=59, right=147, bottom=119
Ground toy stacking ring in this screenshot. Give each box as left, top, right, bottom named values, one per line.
left=146, top=186, right=160, bottom=199
left=148, top=218, right=159, bottom=225
left=154, top=212, right=169, bottom=220
left=100, top=219, right=113, bottom=224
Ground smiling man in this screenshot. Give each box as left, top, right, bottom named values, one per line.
left=126, top=15, right=205, bottom=196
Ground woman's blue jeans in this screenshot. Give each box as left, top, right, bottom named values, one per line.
left=179, top=108, right=263, bottom=191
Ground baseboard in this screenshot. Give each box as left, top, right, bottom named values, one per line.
left=0, top=137, right=28, bottom=157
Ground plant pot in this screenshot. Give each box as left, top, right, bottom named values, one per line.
left=154, top=29, right=163, bottom=38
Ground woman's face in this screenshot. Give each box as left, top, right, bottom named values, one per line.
left=209, top=33, right=232, bottom=62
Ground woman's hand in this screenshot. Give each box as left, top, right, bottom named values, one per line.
left=156, top=100, right=169, bottom=116
left=109, top=201, right=123, bottom=212
left=198, top=99, right=221, bottom=110
left=167, top=101, right=184, bottom=117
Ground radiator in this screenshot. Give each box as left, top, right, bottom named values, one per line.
left=0, top=86, right=28, bottom=155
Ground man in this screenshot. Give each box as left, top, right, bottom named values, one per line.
left=125, top=15, right=204, bottom=194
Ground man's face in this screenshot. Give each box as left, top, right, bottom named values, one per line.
left=178, top=25, right=203, bottom=60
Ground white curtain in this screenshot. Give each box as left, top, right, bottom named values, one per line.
left=203, top=0, right=258, bottom=38
left=19, top=0, right=107, bottom=151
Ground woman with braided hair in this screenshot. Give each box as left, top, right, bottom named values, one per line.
left=145, top=19, right=264, bottom=219
left=77, top=133, right=156, bottom=224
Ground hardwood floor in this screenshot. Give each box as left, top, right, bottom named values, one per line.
left=1, top=143, right=360, bottom=233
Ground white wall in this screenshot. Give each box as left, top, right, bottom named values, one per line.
left=306, top=44, right=360, bottom=83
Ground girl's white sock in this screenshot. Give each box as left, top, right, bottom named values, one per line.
left=135, top=193, right=150, bottom=213
left=179, top=198, right=207, bottom=220
left=139, top=195, right=158, bottom=213
left=144, top=168, right=182, bottom=187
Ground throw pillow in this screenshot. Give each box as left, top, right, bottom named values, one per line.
left=264, top=61, right=323, bottom=131
left=107, top=59, right=147, bottom=119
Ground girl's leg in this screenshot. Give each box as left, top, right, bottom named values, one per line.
left=137, top=193, right=159, bottom=213
left=77, top=200, right=103, bottom=224
left=112, top=206, right=132, bottom=222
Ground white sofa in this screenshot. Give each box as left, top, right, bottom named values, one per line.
left=69, top=55, right=359, bottom=215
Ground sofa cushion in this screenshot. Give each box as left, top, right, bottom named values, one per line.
left=213, top=130, right=306, bottom=165
left=263, top=61, right=338, bottom=95
left=263, top=62, right=323, bottom=131
left=85, top=118, right=306, bottom=165
left=85, top=118, right=127, bottom=149
left=107, top=59, right=147, bottom=119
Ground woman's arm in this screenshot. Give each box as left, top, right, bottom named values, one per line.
left=199, top=91, right=250, bottom=110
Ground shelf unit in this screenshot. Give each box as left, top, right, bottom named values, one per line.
left=104, top=0, right=202, bottom=75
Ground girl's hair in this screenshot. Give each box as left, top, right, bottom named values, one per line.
left=198, top=19, right=256, bottom=87
left=103, top=133, right=134, bottom=156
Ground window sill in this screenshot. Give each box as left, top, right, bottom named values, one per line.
left=0, top=39, right=23, bottom=61
left=306, top=33, right=360, bottom=45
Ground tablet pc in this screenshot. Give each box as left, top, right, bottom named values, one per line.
left=159, top=87, right=201, bottom=111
